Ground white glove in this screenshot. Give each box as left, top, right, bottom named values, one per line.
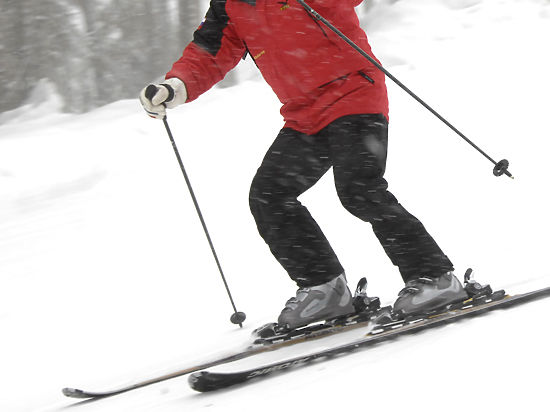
left=139, top=77, right=187, bottom=119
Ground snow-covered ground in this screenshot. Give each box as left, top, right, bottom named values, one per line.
left=1, top=1, right=550, bottom=411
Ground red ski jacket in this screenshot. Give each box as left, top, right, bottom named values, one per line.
left=167, top=0, right=389, bottom=134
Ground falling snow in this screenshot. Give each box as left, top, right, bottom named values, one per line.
left=1, top=1, right=550, bottom=411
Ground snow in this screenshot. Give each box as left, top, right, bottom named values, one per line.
left=1, top=1, right=550, bottom=411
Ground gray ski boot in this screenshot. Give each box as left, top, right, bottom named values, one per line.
left=393, top=271, right=469, bottom=317
left=278, top=273, right=355, bottom=330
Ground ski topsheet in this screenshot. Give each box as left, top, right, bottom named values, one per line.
left=188, top=285, right=550, bottom=392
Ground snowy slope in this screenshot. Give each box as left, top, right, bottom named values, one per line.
left=1, top=1, right=550, bottom=411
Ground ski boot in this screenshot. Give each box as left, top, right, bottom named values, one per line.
left=252, top=275, right=388, bottom=342
left=277, top=273, right=355, bottom=331
left=393, top=271, right=469, bottom=318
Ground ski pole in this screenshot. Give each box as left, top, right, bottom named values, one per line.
left=145, top=86, right=246, bottom=327
left=297, top=0, right=513, bottom=179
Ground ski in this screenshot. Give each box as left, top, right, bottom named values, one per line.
left=61, top=315, right=379, bottom=399
left=62, top=279, right=384, bottom=400
left=188, top=284, right=550, bottom=392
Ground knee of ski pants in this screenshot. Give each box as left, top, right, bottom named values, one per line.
left=334, top=176, right=394, bottom=221
left=249, top=176, right=301, bottom=234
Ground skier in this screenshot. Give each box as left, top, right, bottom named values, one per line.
left=139, top=0, right=468, bottom=329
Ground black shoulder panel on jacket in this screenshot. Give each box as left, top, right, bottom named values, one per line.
left=193, top=0, right=230, bottom=56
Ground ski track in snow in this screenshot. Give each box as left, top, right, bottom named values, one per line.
left=1, top=1, right=550, bottom=411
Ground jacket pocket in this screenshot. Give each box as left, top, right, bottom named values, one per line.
left=359, top=70, right=375, bottom=84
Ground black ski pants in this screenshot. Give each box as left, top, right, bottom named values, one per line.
left=249, top=114, right=453, bottom=287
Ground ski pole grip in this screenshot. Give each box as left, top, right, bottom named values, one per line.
left=145, top=84, right=158, bottom=101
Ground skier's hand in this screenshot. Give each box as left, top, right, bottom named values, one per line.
left=139, top=77, right=187, bottom=119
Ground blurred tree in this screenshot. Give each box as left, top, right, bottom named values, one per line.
left=76, top=0, right=100, bottom=107
left=179, top=0, right=203, bottom=48
left=0, top=0, right=221, bottom=114
left=1, top=0, right=98, bottom=112
left=0, top=0, right=26, bottom=112
left=23, top=0, right=95, bottom=111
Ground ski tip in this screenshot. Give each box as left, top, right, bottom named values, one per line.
left=189, top=370, right=250, bottom=392
left=62, top=387, right=90, bottom=399
left=188, top=371, right=212, bottom=393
